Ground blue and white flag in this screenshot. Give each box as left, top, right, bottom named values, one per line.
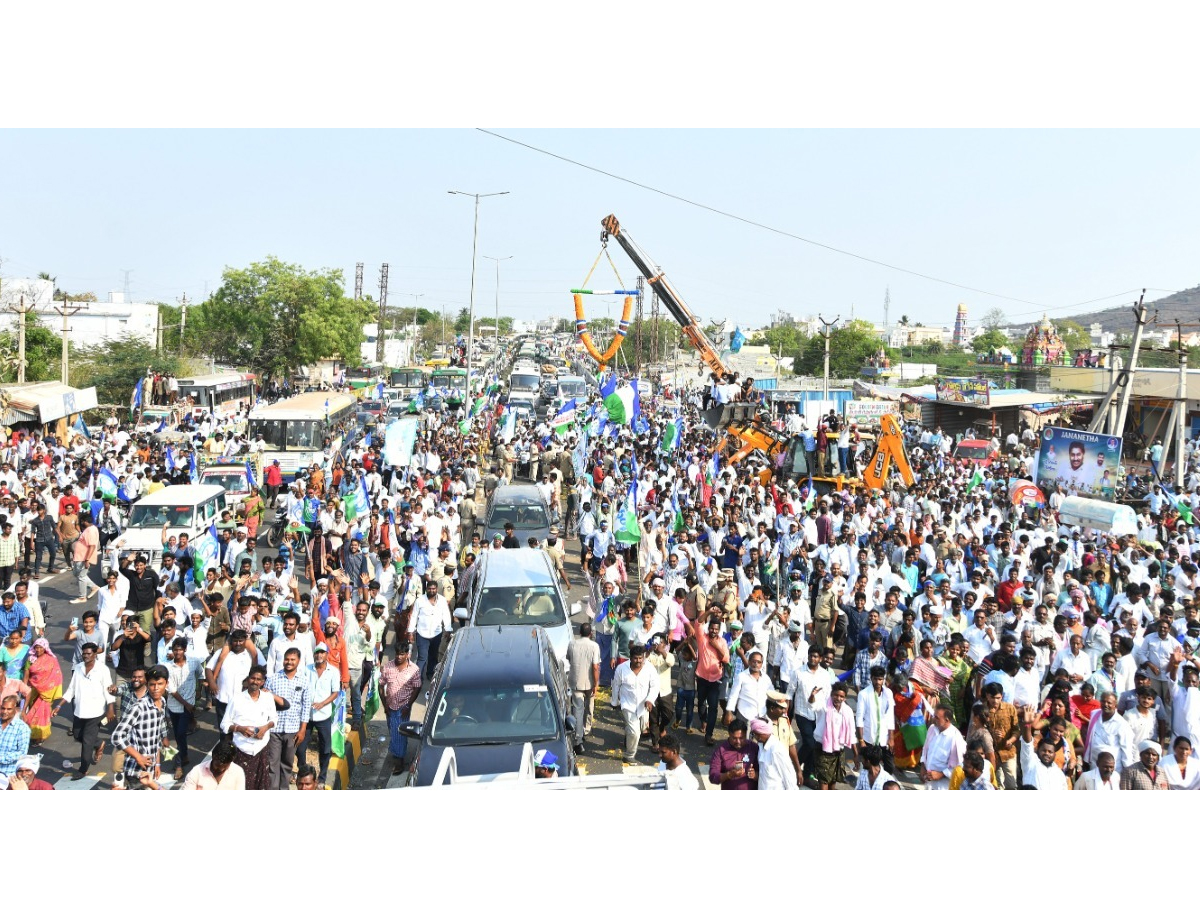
left=245, top=461, right=257, bottom=489
left=165, top=445, right=176, bottom=472
left=97, top=467, right=119, bottom=500
left=131, top=377, right=144, bottom=410
left=189, top=452, right=198, bottom=485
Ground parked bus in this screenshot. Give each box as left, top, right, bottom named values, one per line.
left=344, top=362, right=385, bottom=391
left=247, top=391, right=357, bottom=480
left=176, top=373, right=257, bottom=416
left=389, top=366, right=430, bottom=398
left=431, top=367, right=468, bottom=408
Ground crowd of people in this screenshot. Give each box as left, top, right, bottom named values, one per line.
left=3, top=343, right=1200, bottom=793
left=522, top=374, right=1200, bottom=790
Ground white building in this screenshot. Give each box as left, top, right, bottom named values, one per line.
left=0, top=279, right=159, bottom=348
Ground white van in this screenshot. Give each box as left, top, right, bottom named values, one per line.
left=116, top=484, right=228, bottom=567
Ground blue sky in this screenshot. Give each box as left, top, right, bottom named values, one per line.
left=1, top=129, right=1197, bottom=330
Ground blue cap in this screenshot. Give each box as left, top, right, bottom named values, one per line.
left=532, top=749, right=558, bottom=769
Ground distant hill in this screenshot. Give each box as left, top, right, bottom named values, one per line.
left=1013, top=284, right=1200, bottom=334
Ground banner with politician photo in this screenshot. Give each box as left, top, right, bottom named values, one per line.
left=1034, top=426, right=1122, bottom=500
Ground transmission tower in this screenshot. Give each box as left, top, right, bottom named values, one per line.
left=376, top=264, right=389, bottom=363
left=883, top=286, right=890, bottom=327
left=355, top=262, right=364, bottom=301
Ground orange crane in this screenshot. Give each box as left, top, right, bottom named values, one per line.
left=600, top=214, right=914, bottom=493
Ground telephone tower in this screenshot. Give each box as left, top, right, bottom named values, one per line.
left=376, top=264, right=389, bottom=363
left=355, top=262, right=364, bottom=301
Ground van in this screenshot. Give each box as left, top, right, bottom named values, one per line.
left=454, top=548, right=580, bottom=662
left=117, top=484, right=227, bottom=567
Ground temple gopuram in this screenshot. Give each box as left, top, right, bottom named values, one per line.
left=1021, top=314, right=1067, bottom=367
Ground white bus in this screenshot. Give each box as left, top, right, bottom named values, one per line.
left=177, top=373, right=257, bottom=416
left=248, top=392, right=357, bottom=480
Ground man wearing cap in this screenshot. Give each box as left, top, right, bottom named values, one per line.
left=532, top=748, right=559, bottom=778
left=301, top=641, right=340, bottom=786
left=764, top=689, right=801, bottom=786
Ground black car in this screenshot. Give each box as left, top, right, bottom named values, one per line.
left=402, top=624, right=577, bottom=786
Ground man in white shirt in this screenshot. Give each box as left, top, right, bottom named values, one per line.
left=265, top=611, right=314, bottom=675
left=920, top=704, right=966, bottom=790
left=855, top=666, right=895, bottom=769
left=1018, top=706, right=1069, bottom=789
left=786, top=645, right=832, bottom=785
left=1075, top=751, right=1121, bottom=790
left=1084, top=691, right=1136, bottom=772
left=54, top=642, right=115, bottom=779
left=655, top=734, right=700, bottom=790
left=205, top=630, right=265, bottom=721
left=1051, top=633, right=1093, bottom=689
left=749, top=716, right=798, bottom=790
left=610, top=643, right=659, bottom=765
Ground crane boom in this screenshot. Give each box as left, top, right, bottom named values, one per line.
left=601, top=215, right=729, bottom=379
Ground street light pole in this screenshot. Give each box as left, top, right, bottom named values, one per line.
left=483, top=254, right=512, bottom=342
left=403, top=293, right=425, bottom=364
left=449, top=190, right=509, bottom=399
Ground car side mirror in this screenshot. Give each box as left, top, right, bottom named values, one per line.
left=399, top=721, right=423, bottom=738
left=565, top=715, right=578, bottom=734
left=453, top=608, right=468, bottom=621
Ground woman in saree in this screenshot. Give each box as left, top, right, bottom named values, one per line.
left=891, top=671, right=929, bottom=770
left=938, top=636, right=973, bottom=727
left=1162, top=736, right=1200, bottom=790
left=0, top=629, right=29, bottom=681
left=243, top=488, right=266, bottom=539
left=22, top=638, right=62, bottom=743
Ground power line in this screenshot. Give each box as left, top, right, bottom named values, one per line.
left=477, top=128, right=1185, bottom=315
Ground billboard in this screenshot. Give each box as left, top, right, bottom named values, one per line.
left=844, top=400, right=899, bottom=427
left=1034, top=426, right=1122, bottom=500
left=935, top=376, right=991, bottom=406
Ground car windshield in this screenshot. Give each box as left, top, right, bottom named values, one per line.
left=558, top=381, right=586, bottom=398
left=488, top=503, right=548, bottom=529
left=956, top=445, right=991, bottom=460
left=429, top=685, right=559, bottom=745
left=200, top=472, right=248, bottom=494
left=510, top=374, right=540, bottom=391
left=129, top=504, right=194, bottom=528
left=474, top=585, right=565, bottom=627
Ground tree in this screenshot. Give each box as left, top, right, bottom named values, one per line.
left=187, top=258, right=375, bottom=377
left=0, top=311, right=62, bottom=382
left=980, top=307, right=1008, bottom=331
left=792, top=319, right=884, bottom=379
left=71, top=336, right=184, bottom=407
left=1056, top=319, right=1092, bottom=353
left=898, top=315, right=910, bottom=326
left=921, top=338, right=944, bottom=354
left=971, top=327, right=1008, bottom=355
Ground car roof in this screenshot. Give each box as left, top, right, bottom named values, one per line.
left=490, top=485, right=545, bottom=505
left=479, top=548, right=556, bottom=586
left=957, top=440, right=991, bottom=448
left=444, top=625, right=550, bottom=688
left=134, top=484, right=225, bottom=504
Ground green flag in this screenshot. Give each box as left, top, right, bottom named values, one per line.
left=1178, top=498, right=1194, bottom=525
left=361, top=667, right=381, bottom=723
left=966, top=467, right=984, bottom=492
left=330, top=690, right=348, bottom=758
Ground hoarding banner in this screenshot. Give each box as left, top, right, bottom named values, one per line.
left=935, top=376, right=990, bottom=406
left=1034, top=426, right=1122, bottom=500
left=844, top=400, right=898, bottom=427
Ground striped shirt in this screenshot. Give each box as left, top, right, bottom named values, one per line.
left=265, top=670, right=313, bottom=734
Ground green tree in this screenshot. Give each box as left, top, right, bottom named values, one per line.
left=187, top=258, right=375, bottom=377
left=792, top=319, right=884, bottom=379
left=0, top=311, right=62, bottom=382
left=920, top=338, right=944, bottom=354
left=971, top=327, right=1008, bottom=355
left=71, top=336, right=183, bottom=407
left=1055, top=319, right=1092, bottom=353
